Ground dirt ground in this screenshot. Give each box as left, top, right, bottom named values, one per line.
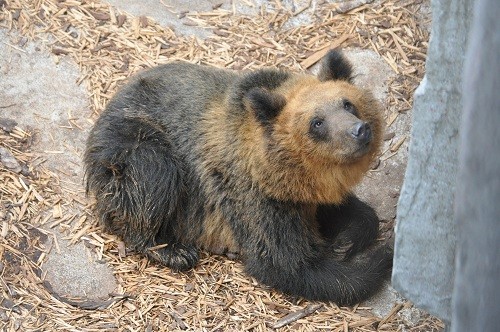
left=0, top=0, right=442, bottom=331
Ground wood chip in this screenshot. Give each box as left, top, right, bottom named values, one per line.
left=390, top=135, right=407, bottom=152
left=271, top=304, right=323, bottom=329
left=301, top=34, right=352, bottom=68
left=116, top=14, right=126, bottom=27
left=386, top=111, right=399, bottom=126
left=89, top=11, right=110, bottom=21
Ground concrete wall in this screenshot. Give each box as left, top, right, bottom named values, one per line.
left=451, top=0, right=500, bottom=330
left=392, top=0, right=473, bottom=323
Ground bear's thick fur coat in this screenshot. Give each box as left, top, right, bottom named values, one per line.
left=84, top=50, right=392, bottom=306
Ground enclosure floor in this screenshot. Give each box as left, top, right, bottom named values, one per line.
left=0, top=0, right=442, bottom=330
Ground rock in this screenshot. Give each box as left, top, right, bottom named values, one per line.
left=0, top=117, right=17, bottom=132
left=392, top=0, right=474, bottom=323
left=0, top=147, right=22, bottom=173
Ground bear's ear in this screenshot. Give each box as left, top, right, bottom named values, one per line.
left=317, top=49, right=353, bottom=82
left=246, top=88, right=286, bottom=125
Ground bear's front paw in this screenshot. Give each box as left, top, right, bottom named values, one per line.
left=146, top=243, right=199, bottom=271
left=330, top=237, right=355, bottom=261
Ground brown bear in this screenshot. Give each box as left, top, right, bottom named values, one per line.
left=84, top=49, right=392, bottom=306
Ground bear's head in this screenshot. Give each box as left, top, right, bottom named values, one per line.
left=243, top=50, right=384, bottom=204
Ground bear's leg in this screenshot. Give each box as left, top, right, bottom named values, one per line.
left=236, top=198, right=392, bottom=306
left=84, top=115, right=199, bottom=271
left=317, top=195, right=380, bottom=260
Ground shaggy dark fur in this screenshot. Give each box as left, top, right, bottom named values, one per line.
left=84, top=50, right=392, bottom=306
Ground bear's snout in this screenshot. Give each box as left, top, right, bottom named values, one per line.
left=350, top=122, right=372, bottom=145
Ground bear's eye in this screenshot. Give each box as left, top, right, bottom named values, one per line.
left=309, top=117, right=328, bottom=141
left=309, top=118, right=328, bottom=141
left=343, top=99, right=356, bottom=114
left=312, top=119, right=323, bottom=128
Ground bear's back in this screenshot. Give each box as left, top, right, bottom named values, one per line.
left=94, top=63, right=239, bottom=163
left=109, top=62, right=236, bottom=120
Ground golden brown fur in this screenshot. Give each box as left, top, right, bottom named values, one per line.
left=196, top=76, right=383, bottom=252
left=240, top=77, right=383, bottom=204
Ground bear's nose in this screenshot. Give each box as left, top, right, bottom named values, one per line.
left=350, top=122, right=372, bottom=144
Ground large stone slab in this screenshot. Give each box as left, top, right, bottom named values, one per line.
left=392, top=0, right=473, bottom=323
left=0, top=31, right=88, bottom=181
left=452, top=0, right=500, bottom=330
left=0, top=30, right=118, bottom=300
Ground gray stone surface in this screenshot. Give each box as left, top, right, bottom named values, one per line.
left=104, top=0, right=230, bottom=38
left=362, top=282, right=403, bottom=318
left=451, top=0, right=500, bottom=330
left=0, top=30, right=118, bottom=299
left=392, top=0, right=473, bottom=323
left=43, top=234, right=117, bottom=300
left=104, top=0, right=321, bottom=38
left=0, top=31, right=89, bottom=181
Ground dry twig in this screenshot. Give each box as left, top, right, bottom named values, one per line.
left=271, top=304, right=323, bottom=329
left=334, top=0, right=375, bottom=14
